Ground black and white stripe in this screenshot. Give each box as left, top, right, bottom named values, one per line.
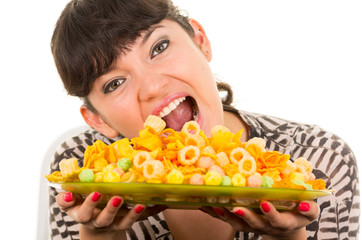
left=48, top=108, right=359, bottom=239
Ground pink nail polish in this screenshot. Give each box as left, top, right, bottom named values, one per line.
left=261, top=202, right=270, bottom=213
left=234, top=209, right=245, bottom=217
left=63, top=192, right=73, bottom=202
left=135, top=205, right=145, bottom=214
left=213, top=208, right=225, bottom=216
left=91, top=192, right=101, bottom=202
left=112, top=197, right=122, bottom=208
left=299, top=202, right=310, bottom=212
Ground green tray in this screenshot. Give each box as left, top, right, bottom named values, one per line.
left=49, top=182, right=332, bottom=210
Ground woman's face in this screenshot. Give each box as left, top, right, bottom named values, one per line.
left=83, top=19, right=224, bottom=138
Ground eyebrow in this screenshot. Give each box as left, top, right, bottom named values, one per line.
left=141, top=25, right=164, bottom=45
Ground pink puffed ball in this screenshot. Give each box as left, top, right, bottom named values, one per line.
left=247, top=173, right=262, bottom=187
left=208, top=165, right=225, bottom=176
left=196, top=156, right=215, bottom=169
left=190, top=173, right=205, bottom=185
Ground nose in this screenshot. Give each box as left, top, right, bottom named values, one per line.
left=137, top=68, right=167, bottom=102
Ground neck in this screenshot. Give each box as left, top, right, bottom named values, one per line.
left=223, top=110, right=249, bottom=142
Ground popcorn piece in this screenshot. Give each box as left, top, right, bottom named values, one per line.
left=282, top=160, right=297, bottom=176
left=78, top=169, right=94, bottom=183
left=166, top=169, right=184, bottom=184
left=208, top=165, right=225, bottom=177
left=117, top=157, right=133, bottom=171
left=220, top=175, right=232, bottom=186
left=215, top=152, right=230, bottom=168
left=190, top=173, right=204, bottom=185
left=294, top=157, right=313, bottom=173
left=247, top=173, right=262, bottom=187
left=261, top=176, right=274, bottom=188
left=205, top=171, right=222, bottom=185
left=59, top=158, right=80, bottom=178
left=231, top=173, right=246, bottom=187
left=196, top=156, right=214, bottom=169
left=103, top=171, right=121, bottom=182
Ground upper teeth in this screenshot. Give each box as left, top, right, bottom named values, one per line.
left=158, top=97, right=186, bottom=118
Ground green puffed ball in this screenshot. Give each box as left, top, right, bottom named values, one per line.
left=79, top=169, right=94, bottom=182
left=261, top=176, right=274, bottom=187
left=220, top=175, right=232, bottom=186
left=117, top=157, right=133, bottom=171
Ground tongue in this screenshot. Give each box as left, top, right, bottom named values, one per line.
left=162, top=97, right=194, bottom=131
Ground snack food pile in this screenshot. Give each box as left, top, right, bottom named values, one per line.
left=46, top=116, right=326, bottom=190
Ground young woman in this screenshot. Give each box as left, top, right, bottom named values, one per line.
left=49, top=0, right=359, bottom=239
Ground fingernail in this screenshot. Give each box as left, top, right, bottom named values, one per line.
left=91, top=192, right=101, bottom=202
left=261, top=202, right=270, bottom=213
left=299, top=202, right=310, bottom=212
left=63, top=192, right=73, bottom=202
left=234, top=209, right=245, bottom=217
left=112, top=197, right=122, bottom=208
left=213, top=208, right=224, bottom=217
left=135, top=205, right=145, bottom=214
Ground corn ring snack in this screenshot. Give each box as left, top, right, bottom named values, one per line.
left=229, top=147, right=250, bottom=165
left=143, top=160, right=166, bottom=180
left=245, top=137, right=266, bottom=152
left=181, top=121, right=200, bottom=136
left=144, top=115, right=166, bottom=135
left=210, top=125, right=230, bottom=138
left=185, top=134, right=206, bottom=149
left=238, top=155, right=257, bottom=176
left=178, top=145, right=200, bottom=165
left=133, top=151, right=152, bottom=171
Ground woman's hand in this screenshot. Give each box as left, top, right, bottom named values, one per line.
left=200, top=200, right=319, bottom=240
left=56, top=192, right=167, bottom=239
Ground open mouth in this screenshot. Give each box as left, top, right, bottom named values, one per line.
left=158, top=96, right=199, bottom=131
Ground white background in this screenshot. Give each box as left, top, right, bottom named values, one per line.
left=0, top=0, right=361, bottom=239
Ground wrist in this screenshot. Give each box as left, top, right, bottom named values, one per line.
left=80, top=225, right=127, bottom=240
left=262, top=227, right=306, bottom=240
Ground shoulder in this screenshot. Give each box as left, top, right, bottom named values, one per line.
left=238, top=109, right=358, bottom=189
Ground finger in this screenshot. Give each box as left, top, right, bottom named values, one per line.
left=76, top=192, right=102, bottom=223
left=298, top=201, right=320, bottom=221
left=231, top=206, right=267, bottom=233
left=56, top=192, right=76, bottom=211
left=260, top=201, right=313, bottom=231
left=117, top=204, right=146, bottom=230
left=92, top=196, right=124, bottom=228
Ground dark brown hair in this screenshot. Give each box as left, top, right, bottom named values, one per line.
left=51, top=0, right=233, bottom=109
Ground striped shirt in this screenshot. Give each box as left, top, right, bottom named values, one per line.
left=49, top=108, right=360, bottom=239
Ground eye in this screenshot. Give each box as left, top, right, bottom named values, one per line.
left=104, top=78, right=125, bottom=94
left=151, top=39, right=169, bottom=59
